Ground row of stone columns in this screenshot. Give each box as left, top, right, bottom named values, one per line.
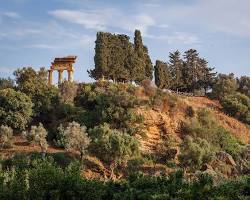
left=48, top=69, right=73, bottom=85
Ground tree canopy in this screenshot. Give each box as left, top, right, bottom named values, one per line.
left=0, top=88, right=33, bottom=130
left=88, top=30, right=153, bottom=83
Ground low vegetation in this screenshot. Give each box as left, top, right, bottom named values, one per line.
left=0, top=155, right=249, bottom=199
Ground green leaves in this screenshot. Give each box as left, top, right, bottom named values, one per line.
left=88, top=123, right=139, bottom=166
left=0, top=88, right=33, bottom=130
left=221, top=92, right=250, bottom=124
left=89, top=30, right=153, bottom=83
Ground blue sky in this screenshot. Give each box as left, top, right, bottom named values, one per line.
left=0, top=0, right=249, bottom=82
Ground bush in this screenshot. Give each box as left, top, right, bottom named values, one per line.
left=54, top=124, right=66, bottom=148
left=179, top=136, right=215, bottom=169
left=0, top=88, right=33, bottom=130
left=181, top=109, right=242, bottom=158
left=74, top=82, right=145, bottom=136
left=211, top=73, right=237, bottom=100
left=0, top=125, right=13, bottom=149
left=58, top=81, right=78, bottom=104
left=89, top=123, right=139, bottom=178
left=0, top=155, right=249, bottom=200
left=14, top=67, right=59, bottom=118
left=22, top=123, right=48, bottom=154
left=63, top=121, right=91, bottom=160
left=221, top=92, right=250, bottom=124
left=186, top=106, right=195, bottom=117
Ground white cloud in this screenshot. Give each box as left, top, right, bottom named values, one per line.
left=49, top=9, right=156, bottom=35
left=141, top=0, right=250, bottom=38
left=0, top=66, right=16, bottom=74
left=49, top=9, right=111, bottom=30
left=146, top=32, right=200, bottom=45
left=25, top=44, right=59, bottom=49
left=3, top=12, right=20, bottom=18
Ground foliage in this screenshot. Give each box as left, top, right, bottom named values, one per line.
left=88, top=123, right=139, bottom=167
left=88, top=30, right=153, bottom=83
left=22, top=123, right=48, bottom=153
left=0, top=77, right=14, bottom=90
left=0, top=125, right=13, bottom=149
left=169, top=50, right=184, bottom=91
left=154, top=60, right=172, bottom=89
left=221, top=92, right=250, bottom=124
left=14, top=67, right=58, bottom=118
left=181, top=109, right=243, bottom=158
left=75, top=82, right=145, bottom=136
left=153, top=49, right=216, bottom=93
left=0, top=88, right=33, bottom=130
left=0, top=155, right=249, bottom=199
left=179, top=136, right=215, bottom=168
left=58, top=81, right=78, bottom=105
left=237, top=76, right=250, bottom=97
left=54, top=124, right=66, bottom=148
left=211, top=73, right=238, bottom=100
left=63, top=121, right=91, bottom=159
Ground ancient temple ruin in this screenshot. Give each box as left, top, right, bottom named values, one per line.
left=48, top=56, right=77, bottom=85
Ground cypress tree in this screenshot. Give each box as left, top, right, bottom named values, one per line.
left=88, top=32, right=109, bottom=80
left=132, top=30, right=153, bottom=83
left=169, top=50, right=184, bottom=91
left=89, top=32, right=131, bottom=82
left=154, top=60, right=171, bottom=89
left=183, top=49, right=200, bottom=92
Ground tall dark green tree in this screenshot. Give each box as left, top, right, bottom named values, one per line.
left=89, top=30, right=153, bottom=84
left=154, top=60, right=171, bottom=89
left=89, top=32, right=132, bottom=82
left=89, top=32, right=109, bottom=80
left=169, top=50, right=184, bottom=91
left=196, top=58, right=216, bottom=93
left=183, top=49, right=200, bottom=92
left=182, top=49, right=216, bottom=93
left=132, top=30, right=153, bottom=83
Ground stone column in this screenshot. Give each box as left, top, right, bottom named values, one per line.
left=67, top=70, right=73, bottom=82
left=58, top=70, right=63, bottom=85
left=48, top=70, right=53, bottom=85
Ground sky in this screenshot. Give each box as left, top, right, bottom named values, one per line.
left=0, top=0, right=250, bottom=82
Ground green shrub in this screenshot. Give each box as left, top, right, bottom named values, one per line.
left=0, top=125, right=13, bottom=149
left=181, top=109, right=242, bottom=158
left=0, top=88, right=33, bottom=130
left=22, top=123, right=48, bottom=154
left=54, top=124, right=66, bottom=148
left=63, top=121, right=91, bottom=160
left=179, top=136, right=215, bottom=169
left=89, top=123, right=139, bottom=169
left=74, top=82, right=145, bottom=136
left=221, top=92, right=250, bottom=124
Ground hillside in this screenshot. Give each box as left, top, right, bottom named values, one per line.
left=1, top=91, right=249, bottom=165
left=137, top=95, right=249, bottom=155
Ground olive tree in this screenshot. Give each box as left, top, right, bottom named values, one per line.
left=63, top=121, right=91, bottom=160
left=0, top=125, right=13, bottom=149
left=89, top=123, right=139, bottom=179
left=23, top=123, right=48, bottom=155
